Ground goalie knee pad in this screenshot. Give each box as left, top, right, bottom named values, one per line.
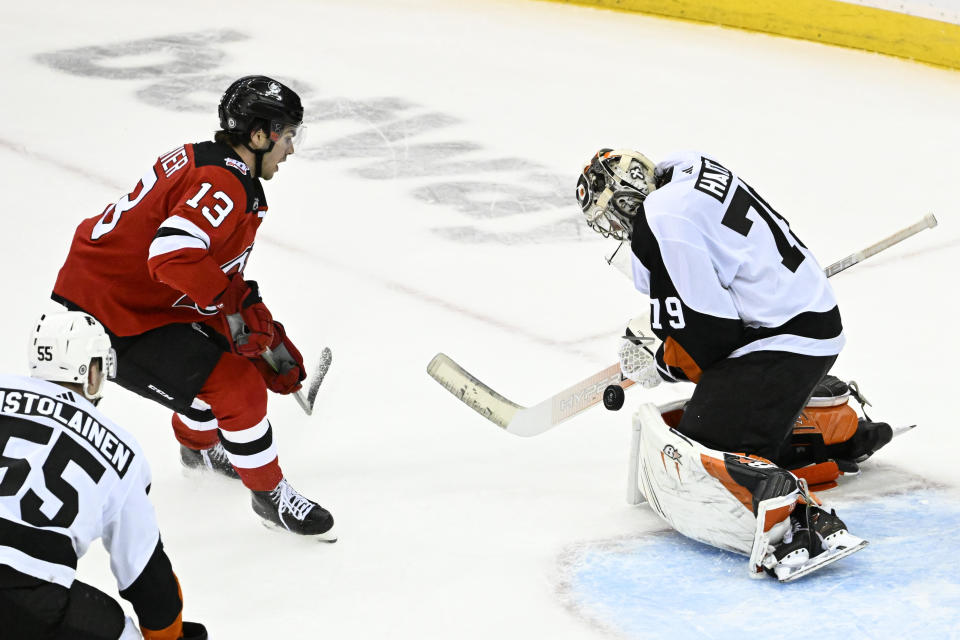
left=785, top=376, right=894, bottom=489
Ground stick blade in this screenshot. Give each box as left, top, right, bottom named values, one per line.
left=293, top=347, right=333, bottom=417
left=426, top=353, right=521, bottom=430
left=307, top=347, right=333, bottom=408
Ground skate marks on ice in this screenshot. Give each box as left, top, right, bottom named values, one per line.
left=34, top=30, right=579, bottom=245
left=556, top=470, right=960, bottom=639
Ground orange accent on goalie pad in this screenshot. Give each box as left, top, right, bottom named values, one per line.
left=700, top=453, right=753, bottom=513
left=701, top=453, right=797, bottom=532
left=798, top=492, right=824, bottom=507
left=762, top=503, right=797, bottom=533
left=792, top=461, right=841, bottom=492
left=663, top=337, right=702, bottom=383
left=794, top=404, right=859, bottom=445
left=662, top=408, right=684, bottom=428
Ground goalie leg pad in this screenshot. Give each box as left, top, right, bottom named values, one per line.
left=630, top=402, right=801, bottom=576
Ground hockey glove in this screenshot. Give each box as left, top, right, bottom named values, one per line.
left=251, top=321, right=306, bottom=394
left=618, top=328, right=661, bottom=390
left=215, top=274, right=275, bottom=357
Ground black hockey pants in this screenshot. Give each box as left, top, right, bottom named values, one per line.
left=675, top=350, right=837, bottom=464
left=0, top=565, right=125, bottom=640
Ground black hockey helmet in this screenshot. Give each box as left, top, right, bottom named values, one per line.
left=218, top=75, right=304, bottom=143
left=576, top=148, right=657, bottom=241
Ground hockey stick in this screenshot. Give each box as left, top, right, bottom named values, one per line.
left=261, top=346, right=333, bottom=416
left=427, top=353, right=634, bottom=436
left=823, top=213, right=937, bottom=277
left=227, top=314, right=332, bottom=416
left=427, top=214, right=939, bottom=437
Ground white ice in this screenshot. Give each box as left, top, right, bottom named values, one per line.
left=1, top=0, right=958, bottom=638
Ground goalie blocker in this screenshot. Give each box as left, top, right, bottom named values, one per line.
left=626, top=378, right=893, bottom=581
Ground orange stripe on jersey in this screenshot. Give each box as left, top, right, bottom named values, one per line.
left=663, top=337, right=702, bottom=383
left=700, top=453, right=753, bottom=513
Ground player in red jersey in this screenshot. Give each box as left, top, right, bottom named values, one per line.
left=51, top=76, right=335, bottom=540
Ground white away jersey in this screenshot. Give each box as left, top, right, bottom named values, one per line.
left=630, top=151, right=844, bottom=382
left=0, top=374, right=160, bottom=589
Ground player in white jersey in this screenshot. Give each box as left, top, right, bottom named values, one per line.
left=577, top=149, right=868, bottom=580
left=0, top=312, right=206, bottom=638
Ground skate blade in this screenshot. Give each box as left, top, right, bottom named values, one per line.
left=179, top=463, right=241, bottom=483
left=778, top=540, right=868, bottom=582
left=259, top=519, right=338, bottom=543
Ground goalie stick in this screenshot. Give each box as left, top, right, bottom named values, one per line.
left=427, top=354, right=634, bottom=436
left=427, top=214, right=938, bottom=437
left=823, top=213, right=937, bottom=277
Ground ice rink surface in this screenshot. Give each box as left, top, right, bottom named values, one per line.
left=1, top=0, right=959, bottom=637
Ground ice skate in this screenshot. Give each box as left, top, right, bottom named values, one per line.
left=251, top=478, right=336, bottom=541
left=180, top=443, right=240, bottom=480
left=765, top=505, right=867, bottom=582
left=767, top=516, right=813, bottom=581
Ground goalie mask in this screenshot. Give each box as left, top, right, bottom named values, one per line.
left=576, top=149, right=657, bottom=241
left=29, top=312, right=117, bottom=402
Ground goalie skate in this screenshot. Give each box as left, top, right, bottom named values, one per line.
left=772, top=533, right=868, bottom=582
left=766, top=505, right=868, bottom=582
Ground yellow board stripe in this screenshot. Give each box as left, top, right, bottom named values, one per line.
left=546, top=0, right=960, bottom=70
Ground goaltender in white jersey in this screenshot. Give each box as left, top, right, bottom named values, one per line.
left=577, top=149, right=868, bottom=581
left=0, top=312, right=206, bottom=639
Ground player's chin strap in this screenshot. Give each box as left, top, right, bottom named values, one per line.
left=244, top=140, right=274, bottom=178
left=243, top=123, right=281, bottom=178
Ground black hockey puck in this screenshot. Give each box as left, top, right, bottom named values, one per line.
left=603, top=384, right=625, bottom=411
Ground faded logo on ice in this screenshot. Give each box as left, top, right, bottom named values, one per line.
left=35, top=30, right=578, bottom=245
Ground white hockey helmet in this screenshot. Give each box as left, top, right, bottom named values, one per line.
left=576, top=148, right=658, bottom=241
left=29, top=312, right=117, bottom=401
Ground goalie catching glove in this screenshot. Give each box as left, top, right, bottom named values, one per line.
left=251, top=321, right=306, bottom=394
left=619, top=321, right=661, bottom=389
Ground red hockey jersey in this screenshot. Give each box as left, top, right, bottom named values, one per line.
left=53, top=142, right=267, bottom=336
